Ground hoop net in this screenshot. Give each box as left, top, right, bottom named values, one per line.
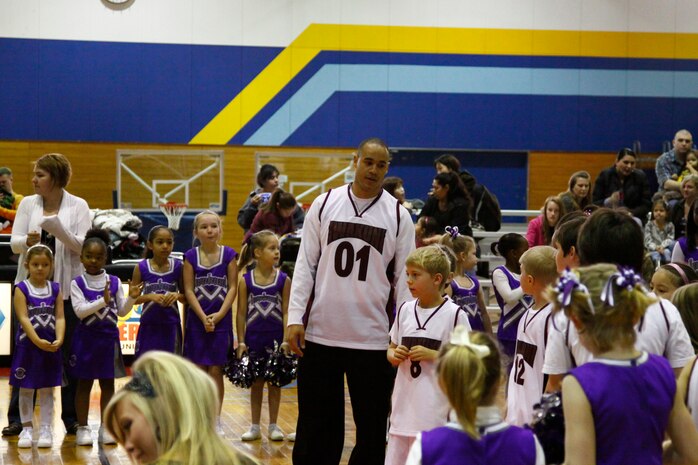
left=159, top=202, right=187, bottom=230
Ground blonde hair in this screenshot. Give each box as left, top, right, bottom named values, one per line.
left=406, top=245, right=451, bottom=288
left=24, top=244, right=54, bottom=269
left=104, top=352, right=255, bottom=465
left=671, top=283, right=698, bottom=352
left=519, top=246, right=558, bottom=284
left=238, top=230, right=278, bottom=270
left=437, top=331, right=501, bottom=438
left=547, top=264, right=654, bottom=353
left=192, top=210, right=223, bottom=237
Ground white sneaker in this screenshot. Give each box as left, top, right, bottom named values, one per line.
left=17, top=427, right=33, bottom=448
left=76, top=426, right=92, bottom=446
left=98, top=425, right=116, bottom=445
left=268, top=424, right=284, bottom=441
left=241, top=425, right=261, bottom=441
left=37, top=425, right=52, bottom=448
left=287, top=431, right=296, bottom=442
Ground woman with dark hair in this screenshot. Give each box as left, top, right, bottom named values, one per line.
left=592, top=148, right=652, bottom=223
left=418, top=172, right=473, bottom=237
left=558, top=171, right=592, bottom=213
left=237, top=164, right=304, bottom=233
left=671, top=200, right=698, bottom=268
left=243, top=191, right=298, bottom=242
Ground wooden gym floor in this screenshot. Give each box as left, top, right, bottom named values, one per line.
left=0, top=378, right=355, bottom=465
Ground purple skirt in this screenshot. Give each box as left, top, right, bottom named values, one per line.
left=10, top=342, right=63, bottom=389
left=69, top=324, right=126, bottom=379
left=183, top=329, right=232, bottom=366
left=245, top=329, right=283, bottom=356
left=134, top=322, right=182, bottom=360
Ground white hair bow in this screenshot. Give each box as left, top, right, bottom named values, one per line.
left=449, top=325, right=490, bottom=358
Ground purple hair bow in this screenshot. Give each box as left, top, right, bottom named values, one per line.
left=555, top=268, right=595, bottom=314
left=600, top=267, right=644, bottom=306
left=444, top=226, right=459, bottom=239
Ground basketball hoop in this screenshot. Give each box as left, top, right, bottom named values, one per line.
left=159, top=202, right=187, bottom=230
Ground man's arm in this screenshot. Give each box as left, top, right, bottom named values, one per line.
left=656, top=154, right=681, bottom=192
left=287, top=195, right=324, bottom=355
left=393, top=206, right=416, bottom=307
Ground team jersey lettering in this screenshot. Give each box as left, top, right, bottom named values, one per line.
left=513, top=340, right=537, bottom=385
left=327, top=221, right=387, bottom=253
left=402, top=336, right=441, bottom=379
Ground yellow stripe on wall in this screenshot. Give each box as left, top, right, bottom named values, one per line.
left=190, top=24, right=698, bottom=145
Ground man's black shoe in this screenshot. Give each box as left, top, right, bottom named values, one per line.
left=2, top=423, right=22, bottom=436
left=65, top=422, right=79, bottom=435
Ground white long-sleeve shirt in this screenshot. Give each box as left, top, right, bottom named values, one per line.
left=71, top=270, right=135, bottom=320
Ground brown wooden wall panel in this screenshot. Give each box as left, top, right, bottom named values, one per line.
left=528, top=151, right=620, bottom=211
left=0, top=141, right=353, bottom=247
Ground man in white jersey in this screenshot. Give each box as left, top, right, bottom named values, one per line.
left=544, top=208, right=693, bottom=392
left=288, top=138, right=415, bottom=465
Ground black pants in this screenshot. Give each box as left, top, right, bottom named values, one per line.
left=292, top=341, right=394, bottom=465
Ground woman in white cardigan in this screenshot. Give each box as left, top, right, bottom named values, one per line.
left=9, top=153, right=91, bottom=436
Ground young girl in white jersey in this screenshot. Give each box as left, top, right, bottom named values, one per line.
left=236, top=230, right=291, bottom=442
left=13, top=245, right=65, bottom=448
left=552, top=264, right=698, bottom=465
left=405, top=327, right=544, bottom=465
left=70, top=228, right=141, bottom=446
left=183, top=211, right=238, bottom=433
left=130, top=225, right=184, bottom=358
left=490, top=233, right=530, bottom=364
left=440, top=226, right=492, bottom=333
left=386, top=246, right=469, bottom=465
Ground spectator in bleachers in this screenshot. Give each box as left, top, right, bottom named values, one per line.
left=0, top=167, right=24, bottom=234
left=237, top=164, right=304, bottom=234
left=592, top=148, right=652, bottom=224
left=656, top=129, right=694, bottom=197
left=644, top=199, right=675, bottom=267
left=419, top=172, right=472, bottom=237
left=669, top=175, right=698, bottom=239
left=434, top=154, right=501, bottom=231
left=526, top=196, right=563, bottom=247
left=243, top=191, right=298, bottom=243
left=382, top=176, right=419, bottom=216
left=557, top=170, right=592, bottom=214
left=671, top=200, right=698, bottom=269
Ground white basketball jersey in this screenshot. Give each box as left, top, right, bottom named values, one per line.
left=289, top=185, right=415, bottom=350
left=506, top=304, right=552, bottom=426
left=389, top=298, right=470, bottom=435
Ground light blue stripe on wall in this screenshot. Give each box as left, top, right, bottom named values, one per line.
left=245, top=64, right=698, bottom=145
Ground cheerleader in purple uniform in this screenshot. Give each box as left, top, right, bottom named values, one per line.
left=235, top=230, right=291, bottom=442
left=440, top=227, right=492, bottom=333
left=553, top=265, right=698, bottom=465
left=130, top=225, right=183, bottom=358
left=70, top=229, right=141, bottom=446
left=183, top=211, right=238, bottom=429
left=405, top=327, right=544, bottom=465
left=12, top=245, right=65, bottom=449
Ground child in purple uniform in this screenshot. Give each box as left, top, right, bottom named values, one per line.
left=491, top=233, right=530, bottom=362
left=552, top=265, right=698, bottom=465
left=236, top=230, right=291, bottom=442
left=13, top=245, right=65, bottom=448
left=130, top=225, right=183, bottom=358
left=441, top=228, right=492, bottom=333
left=405, top=326, right=543, bottom=465
left=70, top=229, right=141, bottom=446
left=183, top=211, right=238, bottom=432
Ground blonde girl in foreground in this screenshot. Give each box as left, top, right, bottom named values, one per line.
left=104, top=351, right=257, bottom=465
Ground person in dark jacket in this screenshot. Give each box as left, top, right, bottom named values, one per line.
left=592, top=148, right=652, bottom=223
left=419, top=172, right=473, bottom=237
